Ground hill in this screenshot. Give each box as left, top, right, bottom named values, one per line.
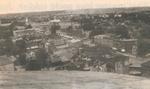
left=0, top=71, right=150, bottom=89
left=1, top=7, right=150, bottom=18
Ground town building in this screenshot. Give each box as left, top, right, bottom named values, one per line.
left=93, top=34, right=137, bottom=55
left=129, top=62, right=142, bottom=76
left=113, top=39, right=137, bottom=55
left=72, top=45, right=130, bottom=74
left=94, top=35, right=113, bottom=47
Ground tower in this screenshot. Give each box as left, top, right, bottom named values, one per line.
left=25, top=17, right=29, bottom=25
left=50, top=19, right=61, bottom=36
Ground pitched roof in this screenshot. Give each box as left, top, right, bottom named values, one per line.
left=0, top=23, right=11, bottom=27
left=50, top=19, right=61, bottom=23
left=54, top=48, right=78, bottom=62
left=82, top=45, right=114, bottom=60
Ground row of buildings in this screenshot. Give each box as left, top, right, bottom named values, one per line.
left=0, top=16, right=150, bottom=77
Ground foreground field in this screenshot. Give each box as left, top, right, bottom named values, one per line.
left=0, top=71, right=150, bottom=89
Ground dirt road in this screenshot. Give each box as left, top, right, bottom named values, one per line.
left=0, top=71, right=149, bottom=89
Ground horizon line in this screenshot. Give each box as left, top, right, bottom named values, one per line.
left=1, top=6, right=150, bottom=16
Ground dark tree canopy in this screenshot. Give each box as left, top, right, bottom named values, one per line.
left=137, top=39, right=150, bottom=56
left=80, top=16, right=94, bottom=31
left=0, top=38, right=14, bottom=56
left=35, top=48, right=49, bottom=68
left=140, top=24, right=150, bottom=39
left=51, top=23, right=61, bottom=35
left=0, top=26, right=13, bottom=39
left=114, top=25, right=130, bottom=39
left=15, top=39, right=27, bottom=54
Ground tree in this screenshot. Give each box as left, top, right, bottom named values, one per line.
left=114, top=25, right=130, bottom=39
left=50, top=23, right=60, bottom=36
left=18, top=53, right=27, bottom=65
left=35, top=48, right=49, bottom=68
left=15, top=39, right=27, bottom=54
left=80, top=15, right=94, bottom=31
left=25, top=24, right=32, bottom=29
left=137, top=39, right=150, bottom=57
left=13, top=39, right=27, bottom=66
left=3, top=38, right=14, bottom=56
left=0, top=26, right=13, bottom=39
left=0, top=38, right=14, bottom=56
left=140, top=24, right=150, bottom=39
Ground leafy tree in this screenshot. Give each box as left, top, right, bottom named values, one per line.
left=0, top=26, right=13, bottom=39
left=89, top=28, right=104, bottom=39
left=114, top=25, right=130, bottom=39
left=80, top=16, right=94, bottom=31
left=3, top=38, right=14, bottom=55
left=15, top=39, right=27, bottom=54
left=0, top=38, right=14, bottom=56
left=13, top=39, right=27, bottom=66
left=51, top=23, right=60, bottom=35
left=18, top=53, right=27, bottom=65
left=137, top=39, right=150, bottom=57
left=140, top=24, right=150, bottom=39
left=35, top=48, right=49, bottom=68
left=25, top=24, right=32, bottom=29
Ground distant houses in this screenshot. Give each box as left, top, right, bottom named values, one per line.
left=0, top=12, right=149, bottom=79
left=94, top=35, right=113, bottom=47
left=93, top=34, right=137, bottom=55
left=77, top=45, right=129, bottom=74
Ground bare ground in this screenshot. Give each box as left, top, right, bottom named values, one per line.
left=0, top=71, right=149, bottom=89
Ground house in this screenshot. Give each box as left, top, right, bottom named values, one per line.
left=53, top=48, right=78, bottom=62
left=46, top=37, right=67, bottom=51
left=50, top=47, right=79, bottom=70
left=13, top=28, right=36, bottom=38
left=112, top=54, right=129, bottom=74
left=50, top=19, right=61, bottom=23
left=79, top=45, right=129, bottom=74
left=93, top=35, right=137, bottom=55
left=94, top=35, right=113, bottom=47
left=113, top=39, right=137, bottom=55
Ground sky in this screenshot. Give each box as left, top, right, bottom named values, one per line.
left=1, top=0, right=150, bottom=14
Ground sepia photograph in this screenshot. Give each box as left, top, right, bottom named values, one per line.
left=0, top=0, right=150, bottom=89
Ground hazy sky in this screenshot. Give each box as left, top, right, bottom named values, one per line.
left=1, top=0, right=150, bottom=14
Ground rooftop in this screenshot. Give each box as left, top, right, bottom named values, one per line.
left=54, top=48, right=78, bottom=62
left=0, top=23, right=11, bottom=27
left=50, top=19, right=61, bottom=23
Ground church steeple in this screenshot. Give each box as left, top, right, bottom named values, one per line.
left=25, top=17, right=29, bottom=25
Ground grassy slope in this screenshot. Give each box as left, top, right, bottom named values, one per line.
left=0, top=71, right=149, bottom=89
